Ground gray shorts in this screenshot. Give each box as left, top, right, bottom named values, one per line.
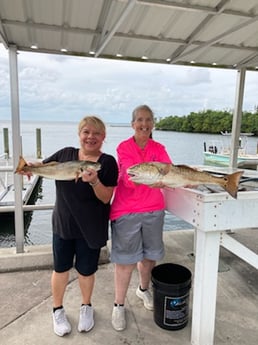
left=110, top=210, right=165, bottom=264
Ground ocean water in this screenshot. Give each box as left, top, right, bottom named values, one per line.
left=1, top=121, right=258, bottom=247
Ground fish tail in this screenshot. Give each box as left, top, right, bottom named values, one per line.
left=75, top=172, right=80, bottom=182
left=15, top=156, right=27, bottom=173
left=222, top=171, right=243, bottom=199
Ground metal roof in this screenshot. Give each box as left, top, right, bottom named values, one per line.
left=1, top=0, right=258, bottom=70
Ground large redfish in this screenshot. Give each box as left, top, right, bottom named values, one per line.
left=15, top=156, right=101, bottom=181
left=127, top=162, right=243, bottom=199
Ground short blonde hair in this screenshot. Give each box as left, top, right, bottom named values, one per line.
left=78, top=116, right=106, bottom=134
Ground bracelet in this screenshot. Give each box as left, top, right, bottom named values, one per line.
left=89, top=178, right=100, bottom=187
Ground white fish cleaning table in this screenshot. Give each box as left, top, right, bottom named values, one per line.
left=163, top=167, right=258, bottom=345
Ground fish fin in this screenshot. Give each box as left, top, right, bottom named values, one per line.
left=75, top=172, right=80, bottom=182
left=43, top=161, right=58, bottom=166
left=176, top=164, right=200, bottom=172
left=176, top=164, right=191, bottom=168
left=222, top=171, right=243, bottom=199
left=158, top=163, right=171, bottom=175
left=15, top=156, right=27, bottom=173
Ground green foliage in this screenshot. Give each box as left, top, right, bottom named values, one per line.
left=155, top=110, right=258, bottom=136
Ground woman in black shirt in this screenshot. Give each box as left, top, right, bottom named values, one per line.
left=41, top=116, right=118, bottom=336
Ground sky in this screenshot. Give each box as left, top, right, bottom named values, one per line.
left=1, top=43, right=258, bottom=124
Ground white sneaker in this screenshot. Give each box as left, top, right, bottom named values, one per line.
left=136, top=286, right=154, bottom=310
left=112, top=305, right=126, bottom=331
left=78, top=305, right=94, bottom=332
left=52, top=308, right=72, bottom=336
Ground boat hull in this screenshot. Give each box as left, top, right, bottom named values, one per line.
left=204, top=152, right=258, bottom=169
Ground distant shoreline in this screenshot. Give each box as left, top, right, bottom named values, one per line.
left=108, top=123, right=131, bottom=127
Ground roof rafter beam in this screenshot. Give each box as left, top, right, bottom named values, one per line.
left=0, top=16, right=9, bottom=48
left=168, top=0, right=231, bottom=62
left=135, top=0, right=256, bottom=18
left=2, top=19, right=100, bottom=36
left=94, top=0, right=137, bottom=57
left=22, top=0, right=38, bottom=48
left=216, top=0, right=231, bottom=14
left=90, top=0, right=113, bottom=53
left=137, top=0, right=220, bottom=13
left=169, top=14, right=258, bottom=64
left=14, top=44, right=258, bottom=70
left=59, top=0, right=73, bottom=51
left=114, top=31, right=258, bottom=54
left=0, top=30, right=8, bottom=48
left=237, top=52, right=258, bottom=68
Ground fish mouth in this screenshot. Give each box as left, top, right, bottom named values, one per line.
left=127, top=169, right=140, bottom=179
left=127, top=167, right=138, bottom=177
left=127, top=171, right=145, bottom=183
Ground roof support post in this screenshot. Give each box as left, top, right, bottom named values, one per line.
left=229, top=68, right=246, bottom=168
left=9, top=45, right=24, bottom=253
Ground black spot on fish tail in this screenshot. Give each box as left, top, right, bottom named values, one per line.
left=222, top=171, right=243, bottom=199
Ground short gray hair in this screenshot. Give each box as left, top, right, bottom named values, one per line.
left=131, top=105, right=154, bottom=123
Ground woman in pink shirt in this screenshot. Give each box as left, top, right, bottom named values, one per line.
left=110, top=105, right=172, bottom=331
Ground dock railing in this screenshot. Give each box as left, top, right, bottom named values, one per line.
left=0, top=153, right=12, bottom=199
left=0, top=203, right=54, bottom=213
left=0, top=127, right=44, bottom=252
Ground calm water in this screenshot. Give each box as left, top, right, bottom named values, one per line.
left=1, top=121, right=258, bottom=247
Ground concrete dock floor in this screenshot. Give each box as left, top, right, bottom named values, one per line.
left=0, top=229, right=257, bottom=345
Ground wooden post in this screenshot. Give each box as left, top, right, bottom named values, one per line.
left=36, top=128, right=42, bottom=159
left=3, top=128, right=9, bottom=159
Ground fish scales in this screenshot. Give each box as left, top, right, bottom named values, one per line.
left=15, top=156, right=101, bottom=181
left=164, top=165, right=228, bottom=185
left=127, top=162, right=243, bottom=199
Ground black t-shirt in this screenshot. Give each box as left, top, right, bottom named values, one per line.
left=43, top=147, right=118, bottom=248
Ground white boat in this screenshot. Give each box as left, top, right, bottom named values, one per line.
left=220, top=131, right=254, bottom=137
left=203, top=134, right=258, bottom=169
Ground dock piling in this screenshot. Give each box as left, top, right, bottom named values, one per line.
left=3, top=128, right=9, bottom=159
left=36, top=128, right=42, bottom=159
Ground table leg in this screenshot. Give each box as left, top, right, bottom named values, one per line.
left=191, top=230, right=221, bottom=345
